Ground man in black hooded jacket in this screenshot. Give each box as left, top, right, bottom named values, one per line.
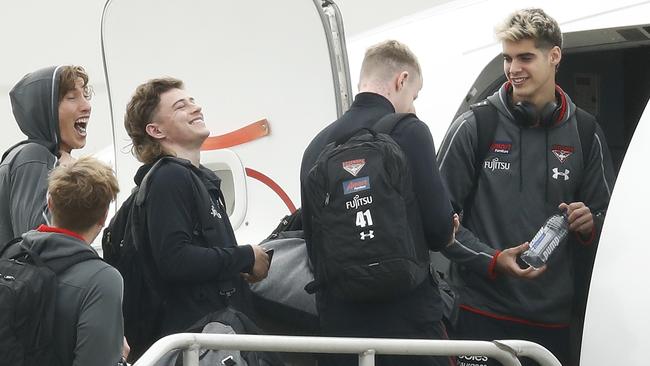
left=0, top=65, right=92, bottom=247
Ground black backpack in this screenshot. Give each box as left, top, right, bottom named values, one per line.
left=0, top=237, right=98, bottom=366
left=102, top=157, right=207, bottom=361
left=155, top=307, right=285, bottom=366
left=304, top=113, right=429, bottom=302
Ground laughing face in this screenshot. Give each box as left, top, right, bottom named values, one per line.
left=149, top=88, right=209, bottom=149
left=58, top=77, right=91, bottom=153
left=502, top=38, right=561, bottom=106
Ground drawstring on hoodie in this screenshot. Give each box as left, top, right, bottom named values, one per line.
left=545, top=129, right=549, bottom=203
left=519, top=128, right=523, bottom=192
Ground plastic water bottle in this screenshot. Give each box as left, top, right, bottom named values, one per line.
left=521, top=210, right=569, bottom=269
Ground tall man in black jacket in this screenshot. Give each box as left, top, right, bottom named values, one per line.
left=123, top=78, right=270, bottom=356
left=300, top=40, right=459, bottom=366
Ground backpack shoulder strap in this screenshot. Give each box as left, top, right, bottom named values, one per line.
left=373, top=112, right=415, bottom=135
left=0, top=237, right=23, bottom=257
left=135, top=157, right=178, bottom=206
left=469, top=101, right=499, bottom=166
left=463, top=101, right=499, bottom=217
left=575, top=107, right=597, bottom=165
left=7, top=239, right=99, bottom=275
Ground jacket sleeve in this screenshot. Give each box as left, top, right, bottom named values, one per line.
left=146, top=165, right=254, bottom=283
left=575, top=123, right=616, bottom=245
left=9, top=149, right=51, bottom=238
left=437, top=112, right=501, bottom=277
left=393, top=118, right=454, bottom=251
left=72, top=266, right=124, bottom=366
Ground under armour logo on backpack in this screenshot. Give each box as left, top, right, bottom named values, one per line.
left=552, top=168, right=570, bottom=181
left=360, top=230, right=374, bottom=240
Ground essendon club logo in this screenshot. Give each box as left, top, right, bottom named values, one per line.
left=342, top=159, right=365, bottom=177
left=551, top=144, right=574, bottom=163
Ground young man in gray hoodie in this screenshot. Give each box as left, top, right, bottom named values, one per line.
left=20, top=156, right=123, bottom=366
left=0, top=65, right=91, bottom=247
left=437, top=8, right=615, bottom=366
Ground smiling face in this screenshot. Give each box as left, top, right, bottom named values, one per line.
left=58, top=77, right=91, bottom=153
left=502, top=38, right=561, bottom=106
left=147, top=88, right=209, bottom=151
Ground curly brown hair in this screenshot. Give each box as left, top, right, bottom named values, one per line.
left=58, top=65, right=92, bottom=102
left=124, top=77, right=184, bottom=163
left=48, top=157, right=119, bottom=233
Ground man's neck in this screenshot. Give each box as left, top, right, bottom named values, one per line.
left=42, top=223, right=95, bottom=245
left=162, top=144, right=201, bottom=167
left=512, top=83, right=557, bottom=112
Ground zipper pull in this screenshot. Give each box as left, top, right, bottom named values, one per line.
left=324, top=193, right=330, bottom=206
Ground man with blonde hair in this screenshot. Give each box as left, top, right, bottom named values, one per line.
left=437, top=8, right=614, bottom=365
left=1, top=157, right=124, bottom=366
left=301, top=40, right=458, bottom=366
left=0, top=65, right=93, bottom=247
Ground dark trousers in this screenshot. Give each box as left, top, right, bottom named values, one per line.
left=450, top=309, right=570, bottom=366
left=317, top=321, right=455, bottom=366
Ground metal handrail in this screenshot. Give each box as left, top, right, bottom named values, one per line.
left=133, top=333, right=561, bottom=366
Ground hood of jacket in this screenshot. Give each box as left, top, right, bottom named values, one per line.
left=7, top=65, right=64, bottom=159
left=487, top=81, right=576, bottom=127
left=20, top=229, right=98, bottom=264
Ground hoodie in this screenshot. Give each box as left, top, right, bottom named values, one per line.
left=437, top=83, right=615, bottom=325
left=20, top=228, right=123, bottom=366
left=0, top=66, right=64, bottom=246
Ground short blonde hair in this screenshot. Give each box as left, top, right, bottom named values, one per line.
left=496, top=8, right=562, bottom=50
left=48, top=157, right=119, bottom=233
left=360, top=40, right=421, bottom=83
left=124, top=77, right=184, bottom=163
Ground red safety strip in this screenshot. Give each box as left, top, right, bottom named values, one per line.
left=201, top=119, right=270, bottom=151
left=460, top=305, right=569, bottom=329
left=245, top=168, right=296, bottom=214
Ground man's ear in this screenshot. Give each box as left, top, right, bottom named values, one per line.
left=145, top=123, right=165, bottom=140
left=396, top=71, right=409, bottom=91
left=98, top=208, right=109, bottom=227
left=47, top=194, right=53, bottom=211
left=549, top=46, right=562, bottom=67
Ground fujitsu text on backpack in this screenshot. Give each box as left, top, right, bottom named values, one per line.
left=304, top=113, right=429, bottom=302
left=0, top=237, right=97, bottom=366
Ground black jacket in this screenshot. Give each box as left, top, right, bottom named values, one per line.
left=299, top=92, right=454, bottom=336
left=135, top=158, right=255, bottom=335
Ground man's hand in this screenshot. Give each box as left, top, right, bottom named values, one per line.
left=242, top=244, right=269, bottom=283
left=495, top=242, right=546, bottom=279
left=559, top=202, right=593, bottom=239
left=447, top=213, right=460, bottom=247
left=122, top=337, right=130, bottom=360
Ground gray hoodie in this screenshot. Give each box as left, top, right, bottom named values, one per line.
left=21, top=229, right=124, bottom=366
left=437, top=83, right=615, bottom=325
left=0, top=66, right=64, bottom=246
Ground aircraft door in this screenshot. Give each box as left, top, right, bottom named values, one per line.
left=101, top=0, right=352, bottom=244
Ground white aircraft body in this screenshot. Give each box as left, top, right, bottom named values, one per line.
left=2, top=0, right=649, bottom=364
